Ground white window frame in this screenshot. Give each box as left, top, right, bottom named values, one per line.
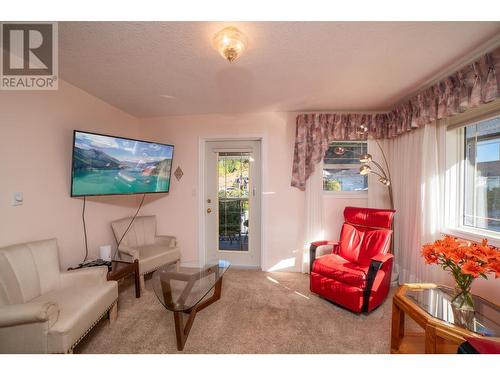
left=442, top=106, right=500, bottom=248
left=323, top=141, right=368, bottom=198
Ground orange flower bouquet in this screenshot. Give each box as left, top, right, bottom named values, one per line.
left=421, top=235, right=500, bottom=310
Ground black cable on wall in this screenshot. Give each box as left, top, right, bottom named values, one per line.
left=112, top=193, right=147, bottom=260
left=82, top=196, right=89, bottom=263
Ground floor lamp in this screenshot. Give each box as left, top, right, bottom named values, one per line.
left=333, top=125, right=395, bottom=253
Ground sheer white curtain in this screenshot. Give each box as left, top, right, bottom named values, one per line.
left=302, top=160, right=325, bottom=273
left=369, top=121, right=449, bottom=284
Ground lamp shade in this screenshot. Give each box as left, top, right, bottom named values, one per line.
left=356, top=124, right=368, bottom=135
left=359, top=165, right=371, bottom=175
left=379, top=177, right=391, bottom=186
left=359, top=153, right=372, bottom=163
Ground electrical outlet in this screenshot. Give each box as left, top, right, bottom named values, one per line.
left=12, top=192, right=23, bottom=206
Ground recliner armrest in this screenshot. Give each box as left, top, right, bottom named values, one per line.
left=155, top=235, right=177, bottom=248
left=0, top=301, right=59, bottom=328
left=310, top=240, right=338, bottom=248
left=309, top=241, right=339, bottom=274
left=371, top=252, right=394, bottom=264
left=361, top=253, right=394, bottom=313
left=60, top=266, right=108, bottom=287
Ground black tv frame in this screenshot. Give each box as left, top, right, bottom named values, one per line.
left=70, top=130, right=175, bottom=197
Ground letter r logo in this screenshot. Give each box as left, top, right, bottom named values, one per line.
left=2, top=23, right=53, bottom=75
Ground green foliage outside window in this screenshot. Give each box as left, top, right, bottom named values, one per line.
left=323, top=179, right=341, bottom=191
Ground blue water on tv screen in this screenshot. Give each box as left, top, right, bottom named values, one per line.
left=71, top=131, right=174, bottom=196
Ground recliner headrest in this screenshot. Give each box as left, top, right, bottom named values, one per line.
left=344, top=206, right=395, bottom=229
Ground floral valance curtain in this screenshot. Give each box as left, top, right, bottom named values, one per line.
left=291, top=46, right=500, bottom=190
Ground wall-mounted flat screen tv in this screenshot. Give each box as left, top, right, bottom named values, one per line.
left=71, top=130, right=174, bottom=197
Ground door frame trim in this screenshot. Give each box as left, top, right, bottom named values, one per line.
left=198, top=135, right=266, bottom=269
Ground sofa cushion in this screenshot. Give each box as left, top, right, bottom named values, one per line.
left=138, top=245, right=180, bottom=275
left=312, top=254, right=369, bottom=288
left=32, top=280, right=118, bottom=353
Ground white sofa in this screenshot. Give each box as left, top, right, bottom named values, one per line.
left=0, top=239, right=118, bottom=353
left=111, top=215, right=180, bottom=289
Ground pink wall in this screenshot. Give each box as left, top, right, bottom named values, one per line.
left=0, top=81, right=143, bottom=269
left=139, top=112, right=307, bottom=271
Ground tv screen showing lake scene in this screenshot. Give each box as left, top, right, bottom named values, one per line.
left=71, top=131, right=174, bottom=196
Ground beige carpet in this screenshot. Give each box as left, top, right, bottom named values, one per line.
left=75, top=269, right=395, bottom=354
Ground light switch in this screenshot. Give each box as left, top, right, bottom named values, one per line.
left=12, top=192, right=23, bottom=206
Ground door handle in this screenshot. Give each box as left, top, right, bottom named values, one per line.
left=207, top=208, right=212, bottom=214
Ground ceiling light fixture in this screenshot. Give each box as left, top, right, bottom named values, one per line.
left=213, top=26, right=248, bottom=63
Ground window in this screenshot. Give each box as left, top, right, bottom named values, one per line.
left=463, top=117, right=500, bottom=233
left=444, top=112, right=500, bottom=244
left=323, top=141, right=368, bottom=192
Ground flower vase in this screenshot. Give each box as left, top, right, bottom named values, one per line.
left=451, top=286, right=474, bottom=311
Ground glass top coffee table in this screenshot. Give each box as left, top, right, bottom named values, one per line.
left=405, top=285, right=499, bottom=337
left=152, top=259, right=230, bottom=350
left=391, top=283, right=500, bottom=353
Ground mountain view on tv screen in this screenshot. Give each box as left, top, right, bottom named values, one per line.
left=71, top=131, right=174, bottom=196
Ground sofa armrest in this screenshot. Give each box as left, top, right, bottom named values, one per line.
left=59, top=266, right=108, bottom=288
left=0, top=301, right=59, bottom=328
left=309, top=241, right=339, bottom=274
left=155, top=235, right=177, bottom=248
left=118, top=244, right=139, bottom=259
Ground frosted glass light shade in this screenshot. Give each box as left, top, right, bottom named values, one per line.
left=213, top=27, right=248, bottom=62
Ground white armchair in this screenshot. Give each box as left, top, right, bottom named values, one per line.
left=0, top=239, right=118, bottom=353
left=111, top=215, right=180, bottom=290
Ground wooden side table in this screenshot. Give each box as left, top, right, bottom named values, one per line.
left=391, top=283, right=500, bottom=354
left=107, top=259, right=140, bottom=298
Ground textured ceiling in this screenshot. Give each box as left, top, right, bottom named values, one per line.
left=59, top=22, right=500, bottom=117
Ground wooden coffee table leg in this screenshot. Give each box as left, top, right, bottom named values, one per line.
left=391, top=301, right=405, bottom=353
left=425, top=324, right=437, bottom=354
left=174, top=308, right=198, bottom=351
left=195, top=277, right=222, bottom=312
left=172, top=276, right=223, bottom=351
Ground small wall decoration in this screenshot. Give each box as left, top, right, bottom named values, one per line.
left=174, top=166, right=184, bottom=181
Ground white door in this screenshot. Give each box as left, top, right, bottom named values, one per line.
left=204, top=140, right=261, bottom=268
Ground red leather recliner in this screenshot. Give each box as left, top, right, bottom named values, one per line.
left=310, top=206, right=395, bottom=313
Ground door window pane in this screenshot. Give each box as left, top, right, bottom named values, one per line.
left=464, top=117, right=500, bottom=233
left=217, top=152, right=249, bottom=251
